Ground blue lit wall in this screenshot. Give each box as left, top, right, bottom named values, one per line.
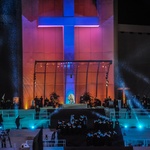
left=0, top=1, right=22, bottom=104
left=63, top=0, right=75, bottom=104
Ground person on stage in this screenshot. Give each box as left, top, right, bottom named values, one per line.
left=68, top=94, right=75, bottom=104
left=35, top=105, right=40, bottom=119
left=15, top=115, right=24, bottom=129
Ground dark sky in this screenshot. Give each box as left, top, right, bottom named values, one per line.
left=118, top=0, right=150, bottom=26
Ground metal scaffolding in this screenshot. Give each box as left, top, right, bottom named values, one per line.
left=33, top=60, right=112, bottom=103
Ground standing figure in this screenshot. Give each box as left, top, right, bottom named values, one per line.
left=15, top=115, right=23, bottom=129
left=40, top=96, right=43, bottom=107
left=44, top=97, right=49, bottom=107
left=31, top=99, right=35, bottom=109
left=51, top=131, right=56, bottom=146
left=125, top=105, right=131, bottom=119
left=0, top=114, right=3, bottom=127
left=34, top=96, right=39, bottom=106
left=115, top=105, right=119, bottom=120
left=68, top=94, right=75, bottom=104
left=1, top=134, right=6, bottom=148
left=35, top=105, right=40, bottom=119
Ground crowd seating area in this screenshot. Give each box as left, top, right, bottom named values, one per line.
left=56, top=112, right=124, bottom=147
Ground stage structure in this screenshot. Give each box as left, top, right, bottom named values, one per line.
left=33, top=60, right=112, bottom=104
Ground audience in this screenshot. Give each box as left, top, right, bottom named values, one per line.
left=57, top=114, right=87, bottom=135
left=56, top=114, right=121, bottom=147
left=86, top=118, right=118, bottom=146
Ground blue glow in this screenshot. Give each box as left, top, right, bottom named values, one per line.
left=138, top=124, right=143, bottom=129
left=121, top=62, right=150, bottom=84
left=38, top=17, right=99, bottom=27
left=8, top=23, right=20, bottom=98
left=0, top=1, right=21, bottom=103
left=124, top=125, right=128, bottom=128
left=65, top=76, right=75, bottom=104
left=31, top=126, right=35, bottom=129
left=64, top=0, right=74, bottom=17
left=118, top=63, right=150, bottom=118
left=49, top=107, right=62, bottom=117
left=92, top=112, right=110, bottom=120
left=64, top=26, right=74, bottom=60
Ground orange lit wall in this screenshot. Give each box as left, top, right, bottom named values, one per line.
left=22, top=0, right=114, bottom=109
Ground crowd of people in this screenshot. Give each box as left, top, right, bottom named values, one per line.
left=56, top=113, right=121, bottom=146
left=86, top=129, right=118, bottom=146
left=32, top=92, right=61, bottom=109
left=0, top=113, right=25, bottom=130
left=79, top=92, right=101, bottom=107
left=32, top=93, right=150, bottom=109
left=57, top=114, right=87, bottom=135
left=0, top=129, right=12, bottom=148
left=86, top=118, right=120, bottom=146
left=131, top=95, right=150, bottom=109
left=0, top=99, right=20, bottom=110
left=1, top=92, right=150, bottom=110
left=93, top=118, right=113, bottom=131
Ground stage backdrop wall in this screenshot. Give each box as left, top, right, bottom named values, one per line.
left=22, top=0, right=114, bottom=109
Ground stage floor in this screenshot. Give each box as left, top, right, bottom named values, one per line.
left=0, top=107, right=150, bottom=149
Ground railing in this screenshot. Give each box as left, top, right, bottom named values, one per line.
left=43, top=139, right=66, bottom=147
left=26, top=139, right=66, bottom=149
left=0, top=109, right=51, bottom=129
left=109, top=109, right=150, bottom=120
left=124, top=138, right=150, bottom=147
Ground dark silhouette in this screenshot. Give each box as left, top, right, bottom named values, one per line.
left=0, top=114, right=3, bottom=127
left=51, top=131, right=56, bottom=140
left=51, top=131, right=56, bottom=146
left=35, top=105, right=40, bottom=119
left=40, top=96, right=43, bottom=107
left=1, top=134, right=6, bottom=148
left=115, top=105, right=120, bottom=119
left=15, top=115, right=24, bottom=129
left=125, top=105, right=131, bottom=119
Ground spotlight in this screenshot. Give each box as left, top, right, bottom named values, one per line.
left=31, top=126, right=35, bottom=129
left=124, top=125, right=128, bottom=128
left=138, top=124, right=143, bottom=129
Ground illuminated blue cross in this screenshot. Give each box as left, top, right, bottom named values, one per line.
left=38, top=0, right=99, bottom=103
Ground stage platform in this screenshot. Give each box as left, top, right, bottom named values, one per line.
left=61, top=103, right=88, bottom=109
left=0, top=107, right=150, bottom=149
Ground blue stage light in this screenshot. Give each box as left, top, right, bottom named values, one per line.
left=31, top=126, right=35, bottom=129
left=138, top=124, right=143, bottom=129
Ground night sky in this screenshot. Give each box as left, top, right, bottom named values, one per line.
left=118, top=0, right=150, bottom=98
left=118, top=0, right=150, bottom=26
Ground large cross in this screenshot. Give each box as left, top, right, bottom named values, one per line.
left=118, top=87, right=130, bottom=106
left=38, top=0, right=99, bottom=104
